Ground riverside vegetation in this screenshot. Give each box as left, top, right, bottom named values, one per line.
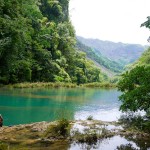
left=4, top=81, right=116, bottom=88
left=0, top=0, right=150, bottom=149
left=117, top=17, right=150, bottom=134
left=0, top=118, right=150, bottom=150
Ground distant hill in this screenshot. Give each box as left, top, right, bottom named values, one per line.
left=76, top=40, right=124, bottom=77
left=77, top=36, right=147, bottom=65
left=130, top=47, right=150, bottom=69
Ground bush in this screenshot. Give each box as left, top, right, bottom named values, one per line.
left=87, top=115, right=93, bottom=120
left=45, top=118, right=70, bottom=138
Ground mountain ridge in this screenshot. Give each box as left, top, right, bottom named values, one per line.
left=77, top=36, right=147, bottom=65
left=76, top=40, right=124, bottom=76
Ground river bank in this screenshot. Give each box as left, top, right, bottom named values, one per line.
left=0, top=82, right=116, bottom=89
left=0, top=120, right=150, bottom=150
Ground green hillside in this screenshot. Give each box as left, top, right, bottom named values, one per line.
left=0, top=0, right=106, bottom=85
left=77, top=36, right=146, bottom=65
left=76, top=40, right=124, bottom=74
left=127, top=47, right=150, bottom=70
left=134, top=47, right=150, bottom=66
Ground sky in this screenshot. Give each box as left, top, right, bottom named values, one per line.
left=69, top=0, right=150, bottom=45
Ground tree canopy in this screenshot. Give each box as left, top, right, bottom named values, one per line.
left=118, top=66, right=150, bottom=113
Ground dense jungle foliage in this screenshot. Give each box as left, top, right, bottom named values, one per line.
left=118, top=16, right=150, bottom=115
left=0, top=0, right=106, bottom=85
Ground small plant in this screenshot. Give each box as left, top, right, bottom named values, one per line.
left=82, top=131, right=98, bottom=145
left=101, top=126, right=109, bottom=135
left=45, top=118, right=70, bottom=138
left=56, top=118, right=70, bottom=136
left=0, top=142, right=8, bottom=150
left=73, top=130, right=98, bottom=145
left=87, top=115, right=93, bottom=120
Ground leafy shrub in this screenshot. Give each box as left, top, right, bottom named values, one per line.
left=45, top=118, right=70, bottom=138
left=87, top=115, right=93, bottom=120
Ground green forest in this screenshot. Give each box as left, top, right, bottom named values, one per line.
left=0, top=0, right=106, bottom=85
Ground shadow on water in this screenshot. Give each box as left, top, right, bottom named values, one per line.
left=68, top=135, right=150, bottom=150
left=68, top=119, right=150, bottom=150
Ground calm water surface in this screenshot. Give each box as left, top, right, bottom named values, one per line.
left=0, top=88, right=121, bottom=125
left=69, top=135, right=150, bottom=150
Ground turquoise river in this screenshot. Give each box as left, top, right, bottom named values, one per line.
left=0, top=87, right=121, bottom=126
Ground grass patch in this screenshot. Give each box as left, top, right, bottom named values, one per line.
left=87, top=115, right=93, bottom=120
left=44, top=119, right=70, bottom=138
left=80, top=82, right=116, bottom=88
left=7, top=82, right=77, bottom=88
left=76, top=131, right=98, bottom=145
left=2, top=82, right=117, bottom=89
left=72, top=126, right=111, bottom=145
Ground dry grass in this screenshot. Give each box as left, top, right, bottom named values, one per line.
left=8, top=82, right=77, bottom=88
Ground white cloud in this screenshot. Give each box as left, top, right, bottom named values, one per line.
left=69, top=0, right=150, bottom=45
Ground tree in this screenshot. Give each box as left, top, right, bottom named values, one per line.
left=141, top=16, right=150, bottom=42
left=118, top=66, right=150, bottom=114
left=118, top=17, right=150, bottom=115
left=141, top=16, right=150, bottom=29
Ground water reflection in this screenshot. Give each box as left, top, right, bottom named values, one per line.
left=75, top=108, right=122, bottom=121
left=69, top=136, right=143, bottom=150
